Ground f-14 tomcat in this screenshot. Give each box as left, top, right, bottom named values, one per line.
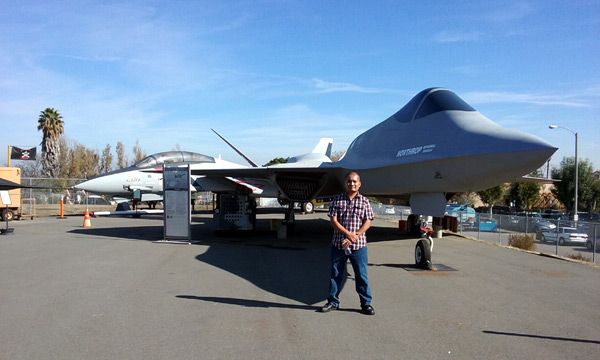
left=73, top=137, right=334, bottom=208
left=73, top=151, right=249, bottom=208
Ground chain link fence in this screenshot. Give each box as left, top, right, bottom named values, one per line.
left=12, top=179, right=600, bottom=265
left=369, top=204, right=599, bottom=265
left=18, top=177, right=98, bottom=217
left=15, top=177, right=218, bottom=218
left=453, top=211, right=599, bottom=265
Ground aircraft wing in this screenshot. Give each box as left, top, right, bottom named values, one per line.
left=519, top=175, right=559, bottom=184
left=0, top=178, right=46, bottom=190
left=190, top=165, right=346, bottom=201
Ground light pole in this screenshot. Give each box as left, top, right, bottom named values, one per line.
left=549, top=125, right=578, bottom=222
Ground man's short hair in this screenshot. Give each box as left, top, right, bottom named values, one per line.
left=345, top=170, right=360, bottom=180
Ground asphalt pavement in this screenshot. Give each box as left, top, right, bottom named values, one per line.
left=1, top=212, right=599, bottom=359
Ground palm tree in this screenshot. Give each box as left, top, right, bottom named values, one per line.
left=37, top=107, right=64, bottom=178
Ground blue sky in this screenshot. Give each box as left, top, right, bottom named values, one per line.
left=1, top=0, right=599, bottom=171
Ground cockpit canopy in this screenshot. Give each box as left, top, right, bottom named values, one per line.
left=391, top=88, right=475, bottom=123
left=134, top=151, right=215, bottom=168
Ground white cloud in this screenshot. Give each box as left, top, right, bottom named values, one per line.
left=463, top=91, right=590, bottom=108
left=484, top=2, right=534, bottom=23
left=311, top=78, right=382, bottom=94
left=432, top=30, right=482, bottom=43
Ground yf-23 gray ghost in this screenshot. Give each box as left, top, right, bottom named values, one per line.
left=192, top=87, right=556, bottom=219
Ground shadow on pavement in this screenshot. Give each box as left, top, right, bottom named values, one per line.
left=194, top=239, right=331, bottom=305
left=483, top=330, right=600, bottom=345
left=69, top=215, right=410, bottom=304
left=69, top=225, right=164, bottom=241
left=175, top=295, right=320, bottom=311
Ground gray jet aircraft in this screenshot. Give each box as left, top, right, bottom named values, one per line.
left=193, top=87, right=556, bottom=216
left=189, top=87, right=556, bottom=268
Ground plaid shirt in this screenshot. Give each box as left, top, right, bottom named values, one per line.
left=328, top=192, right=374, bottom=250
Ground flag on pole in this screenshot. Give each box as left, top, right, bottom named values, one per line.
left=10, top=146, right=37, bottom=160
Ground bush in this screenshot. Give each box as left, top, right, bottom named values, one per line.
left=567, top=253, right=591, bottom=262
left=508, top=234, right=536, bottom=251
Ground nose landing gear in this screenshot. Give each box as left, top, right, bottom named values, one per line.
left=415, top=222, right=433, bottom=270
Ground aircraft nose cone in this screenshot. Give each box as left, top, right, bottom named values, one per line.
left=452, top=111, right=558, bottom=167
left=74, top=178, right=104, bottom=193
left=499, top=129, right=557, bottom=162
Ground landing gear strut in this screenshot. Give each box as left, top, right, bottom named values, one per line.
left=284, top=202, right=295, bottom=226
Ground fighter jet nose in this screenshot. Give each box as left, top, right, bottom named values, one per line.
left=507, top=129, right=558, bottom=160
left=75, top=178, right=105, bottom=193
left=74, top=179, right=94, bottom=192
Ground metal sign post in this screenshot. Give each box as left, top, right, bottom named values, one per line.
left=158, top=164, right=192, bottom=244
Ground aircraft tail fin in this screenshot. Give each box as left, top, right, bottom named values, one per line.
left=311, top=138, right=333, bottom=158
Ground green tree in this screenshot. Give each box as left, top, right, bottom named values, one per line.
left=589, top=178, right=600, bottom=212
left=263, top=157, right=288, bottom=166
left=449, top=192, right=479, bottom=207
left=68, top=143, right=99, bottom=179
left=116, top=141, right=127, bottom=169
left=478, top=185, right=505, bottom=210
left=551, top=157, right=598, bottom=212
left=100, top=144, right=113, bottom=174
left=510, top=182, right=541, bottom=210
left=37, top=107, right=64, bottom=178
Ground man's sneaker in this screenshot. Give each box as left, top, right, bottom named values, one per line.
left=320, top=302, right=339, bottom=313
left=361, top=304, right=375, bottom=315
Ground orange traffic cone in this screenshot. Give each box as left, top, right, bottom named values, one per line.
left=83, top=209, right=92, bottom=228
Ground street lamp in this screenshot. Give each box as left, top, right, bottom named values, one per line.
left=549, top=124, right=578, bottom=222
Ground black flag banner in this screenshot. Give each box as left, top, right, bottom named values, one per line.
left=10, top=146, right=37, bottom=160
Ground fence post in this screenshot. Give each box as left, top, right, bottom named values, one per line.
left=594, top=224, right=596, bottom=264
left=555, top=219, right=559, bottom=256
left=498, top=215, right=502, bottom=244
left=477, top=213, right=480, bottom=240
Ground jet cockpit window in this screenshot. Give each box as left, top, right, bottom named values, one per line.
left=414, top=89, right=475, bottom=120
left=135, top=155, right=159, bottom=168
left=134, top=151, right=215, bottom=168
left=180, top=152, right=215, bottom=163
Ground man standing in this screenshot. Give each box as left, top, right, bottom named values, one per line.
left=320, top=171, right=375, bottom=315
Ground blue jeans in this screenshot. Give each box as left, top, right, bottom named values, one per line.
left=327, top=246, right=372, bottom=306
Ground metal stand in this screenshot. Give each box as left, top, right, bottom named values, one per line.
left=1, top=205, right=14, bottom=235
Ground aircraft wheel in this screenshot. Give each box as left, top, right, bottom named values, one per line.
left=415, top=239, right=432, bottom=270
left=1, top=208, right=14, bottom=221
left=302, top=201, right=314, bottom=214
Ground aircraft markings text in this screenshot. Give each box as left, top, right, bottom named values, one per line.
left=396, top=144, right=436, bottom=158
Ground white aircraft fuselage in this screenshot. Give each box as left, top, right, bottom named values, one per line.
left=75, top=154, right=246, bottom=196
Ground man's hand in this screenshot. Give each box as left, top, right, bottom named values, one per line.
left=347, top=232, right=359, bottom=243
left=341, top=238, right=352, bottom=249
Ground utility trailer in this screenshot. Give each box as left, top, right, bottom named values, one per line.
left=0, top=167, right=22, bottom=221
